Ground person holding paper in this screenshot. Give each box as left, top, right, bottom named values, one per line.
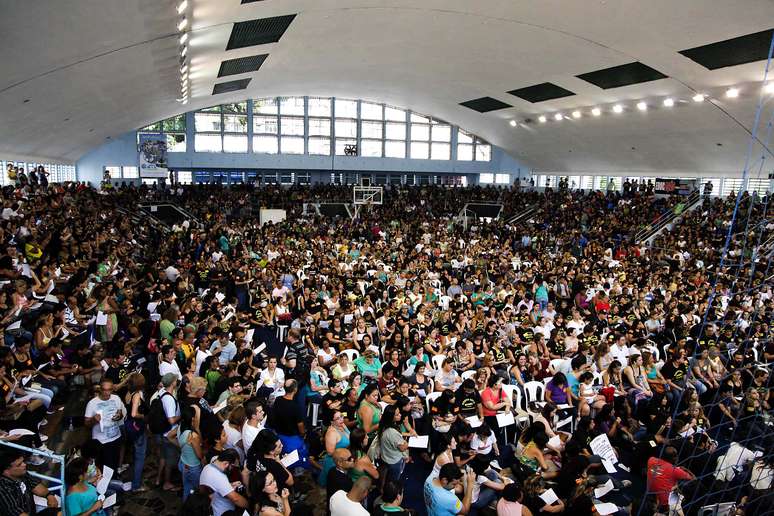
left=84, top=378, right=125, bottom=471
left=480, top=376, right=510, bottom=436
left=64, top=457, right=106, bottom=516
left=200, top=449, right=249, bottom=516
left=423, top=463, right=474, bottom=516
left=0, top=450, right=60, bottom=516
left=378, top=405, right=409, bottom=483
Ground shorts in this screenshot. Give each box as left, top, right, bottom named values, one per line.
left=155, top=434, right=180, bottom=464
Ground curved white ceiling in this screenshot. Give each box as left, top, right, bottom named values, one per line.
left=1, top=0, right=773, bottom=175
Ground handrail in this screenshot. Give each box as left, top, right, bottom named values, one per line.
left=635, top=190, right=701, bottom=243
left=507, top=204, right=537, bottom=225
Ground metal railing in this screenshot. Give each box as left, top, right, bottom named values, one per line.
left=0, top=439, right=66, bottom=515
left=635, top=190, right=702, bottom=244
left=506, top=204, right=537, bottom=226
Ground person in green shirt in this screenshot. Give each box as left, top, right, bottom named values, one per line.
left=373, top=480, right=410, bottom=515
left=353, top=349, right=382, bottom=381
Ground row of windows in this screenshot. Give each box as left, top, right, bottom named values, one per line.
left=532, top=174, right=772, bottom=196
left=479, top=173, right=512, bottom=185
left=1, top=160, right=77, bottom=186
left=138, top=98, right=491, bottom=161
left=168, top=171, right=471, bottom=187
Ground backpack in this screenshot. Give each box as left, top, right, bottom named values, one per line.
left=148, top=391, right=176, bottom=434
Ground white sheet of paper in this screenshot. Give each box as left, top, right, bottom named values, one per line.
left=556, top=416, right=573, bottom=429
left=280, top=449, right=299, bottom=467
left=147, top=302, right=159, bottom=313
left=103, top=493, right=117, bottom=509
left=417, top=389, right=426, bottom=397
left=619, top=463, right=630, bottom=472
left=213, top=399, right=228, bottom=414
left=602, top=459, right=617, bottom=474
left=95, top=311, right=108, bottom=326
left=34, top=494, right=60, bottom=508
left=100, top=360, right=109, bottom=371
left=6, top=320, right=22, bottom=331
left=36, top=362, right=50, bottom=371
left=253, top=343, right=267, bottom=355
left=150, top=313, right=161, bottom=322
left=44, top=294, right=58, bottom=303
left=61, top=327, right=69, bottom=337
left=97, top=465, right=113, bottom=494
left=496, top=412, right=515, bottom=427
left=96, top=410, right=105, bottom=433
left=408, top=435, right=429, bottom=448
left=557, top=404, right=572, bottom=409
left=538, top=488, right=559, bottom=505
left=245, top=329, right=255, bottom=343
left=465, top=416, right=482, bottom=428
left=594, top=502, right=619, bottom=515
left=594, top=479, right=614, bottom=498
left=547, top=435, right=562, bottom=449
left=590, top=433, right=618, bottom=464
left=215, top=292, right=226, bottom=303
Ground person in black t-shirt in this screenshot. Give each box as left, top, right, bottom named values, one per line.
left=455, top=379, right=483, bottom=420
left=272, top=380, right=305, bottom=437
left=321, top=379, right=345, bottom=426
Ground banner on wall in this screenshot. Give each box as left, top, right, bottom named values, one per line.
left=138, top=133, right=169, bottom=178
left=654, top=178, right=697, bottom=195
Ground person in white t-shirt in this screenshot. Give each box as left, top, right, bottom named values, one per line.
left=241, top=400, right=266, bottom=451
left=330, top=477, right=371, bottom=516
left=199, top=449, right=248, bottom=516
left=84, top=378, right=126, bottom=470
left=159, top=345, right=182, bottom=380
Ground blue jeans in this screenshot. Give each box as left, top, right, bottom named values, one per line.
left=691, top=380, right=708, bottom=396
left=179, top=462, right=202, bottom=501
left=471, top=470, right=499, bottom=515
left=386, top=458, right=405, bottom=483
left=131, top=431, right=147, bottom=490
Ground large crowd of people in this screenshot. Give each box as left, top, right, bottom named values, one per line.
left=0, top=174, right=770, bottom=516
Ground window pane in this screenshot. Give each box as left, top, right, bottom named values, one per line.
left=361, top=102, right=383, bottom=120
left=430, top=142, right=450, bottom=160
left=254, top=98, right=278, bottom=114
left=458, top=144, right=473, bottom=161
left=480, top=173, right=494, bottom=184
left=195, top=134, right=222, bottom=152
left=385, top=140, right=406, bottom=158
left=122, top=166, right=139, bottom=178
left=361, top=139, right=383, bottom=157
left=224, top=135, right=248, bottom=153
left=308, top=97, right=331, bottom=117
left=385, top=123, right=405, bottom=140
left=195, top=113, right=221, bottom=132
left=335, top=139, right=357, bottom=155
left=280, top=97, right=305, bottom=115
left=496, top=173, right=510, bottom=184
left=280, top=117, right=304, bottom=136
left=410, top=141, right=429, bottom=159
left=223, top=114, right=247, bottom=133
left=411, top=113, right=429, bottom=123
left=385, top=106, right=406, bottom=122
left=335, top=99, right=357, bottom=118
left=105, top=166, right=121, bottom=178
left=335, top=119, right=357, bottom=138
left=411, top=124, right=429, bottom=141
left=166, top=133, right=186, bottom=152
left=432, top=125, right=451, bottom=142
left=475, top=144, right=491, bottom=161
left=253, top=135, right=278, bottom=154
left=162, top=115, right=186, bottom=132
left=177, top=171, right=193, bottom=185
left=458, top=131, right=473, bottom=144
left=281, top=136, right=304, bottom=154
left=308, top=137, right=331, bottom=155
left=254, top=116, right=278, bottom=134
left=309, top=118, right=330, bottom=136
left=223, top=102, right=248, bottom=114
left=361, top=121, right=383, bottom=139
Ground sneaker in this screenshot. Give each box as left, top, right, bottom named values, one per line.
left=40, top=435, right=48, bottom=443
left=117, top=464, right=129, bottom=474
left=38, top=419, right=48, bottom=427
left=38, top=444, right=51, bottom=453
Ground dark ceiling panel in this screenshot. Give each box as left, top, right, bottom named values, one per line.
left=212, top=78, right=252, bottom=95
left=226, top=14, right=296, bottom=50
left=576, top=62, right=668, bottom=89
left=218, top=54, right=268, bottom=77
left=241, top=0, right=266, bottom=3
left=679, top=28, right=774, bottom=70
left=508, top=82, right=575, bottom=103
left=459, top=97, right=512, bottom=113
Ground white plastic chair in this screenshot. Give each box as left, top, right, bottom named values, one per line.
left=592, top=372, right=604, bottom=386
left=522, top=381, right=546, bottom=418
left=549, top=358, right=571, bottom=375
left=431, top=354, right=447, bottom=372
left=461, top=370, right=476, bottom=381
left=342, top=349, right=360, bottom=362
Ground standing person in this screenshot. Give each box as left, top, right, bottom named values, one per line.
left=84, top=378, right=126, bottom=471
left=271, top=379, right=308, bottom=469
left=378, top=405, right=409, bottom=484
left=177, top=406, right=205, bottom=501
left=124, top=372, right=149, bottom=492
left=200, top=449, right=249, bottom=516
left=326, top=449, right=355, bottom=503
left=424, top=463, right=474, bottom=516
left=152, top=373, right=181, bottom=491
left=330, top=476, right=371, bottom=516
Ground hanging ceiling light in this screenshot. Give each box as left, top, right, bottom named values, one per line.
left=538, top=115, right=547, bottom=123
left=591, top=107, right=601, bottom=117
left=612, top=104, right=623, bottom=113
left=177, top=1, right=188, bottom=14
left=725, top=87, right=739, bottom=98
left=553, top=113, right=563, bottom=121
left=509, top=120, right=517, bottom=127
left=180, top=33, right=188, bottom=45
left=637, top=101, right=647, bottom=111
left=662, top=98, right=674, bottom=107
left=572, top=110, right=581, bottom=119
left=177, top=18, right=188, bottom=31
left=692, top=93, right=705, bottom=102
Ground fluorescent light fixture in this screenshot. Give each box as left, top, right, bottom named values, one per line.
left=180, top=64, right=188, bottom=74
left=612, top=104, right=623, bottom=113
left=725, top=87, right=739, bottom=98
left=637, top=101, right=647, bottom=111
left=177, top=1, right=188, bottom=14
left=178, top=18, right=188, bottom=31
left=509, top=120, right=517, bottom=127
left=182, top=98, right=189, bottom=104
left=554, top=113, right=563, bottom=121
left=572, top=110, right=581, bottom=119
left=662, top=98, right=674, bottom=107
left=764, top=83, right=774, bottom=94
left=591, top=107, right=601, bottom=117
left=538, top=115, right=547, bottom=123
left=181, top=45, right=188, bottom=58
left=692, top=93, right=705, bottom=102
left=180, top=33, right=188, bottom=45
